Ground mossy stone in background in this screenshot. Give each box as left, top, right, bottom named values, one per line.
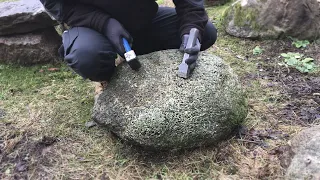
left=92, top=50, right=248, bottom=151
left=222, top=0, right=320, bottom=40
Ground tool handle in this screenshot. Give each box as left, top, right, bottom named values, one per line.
left=186, top=28, right=199, bottom=49
left=182, top=28, right=199, bottom=64
left=123, top=38, right=131, bottom=52
left=177, top=28, right=199, bottom=79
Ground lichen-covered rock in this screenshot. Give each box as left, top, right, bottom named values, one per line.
left=0, top=0, right=57, bottom=36
left=0, top=27, right=61, bottom=65
left=92, top=50, right=248, bottom=150
left=223, top=0, right=320, bottom=40
left=286, top=126, right=320, bottom=180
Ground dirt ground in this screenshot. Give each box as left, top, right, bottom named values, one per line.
left=242, top=39, right=320, bottom=126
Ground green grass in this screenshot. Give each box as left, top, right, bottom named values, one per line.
left=0, top=64, right=96, bottom=154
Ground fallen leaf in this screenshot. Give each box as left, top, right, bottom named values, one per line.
left=5, top=136, right=22, bottom=153
left=47, top=68, right=60, bottom=72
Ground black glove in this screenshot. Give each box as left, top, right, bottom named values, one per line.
left=179, top=34, right=201, bottom=65
left=103, top=18, right=133, bottom=57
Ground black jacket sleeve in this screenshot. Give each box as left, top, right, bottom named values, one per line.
left=173, top=0, right=208, bottom=42
left=39, top=0, right=110, bottom=34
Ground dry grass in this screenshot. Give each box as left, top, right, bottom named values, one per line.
left=1, top=0, right=319, bottom=179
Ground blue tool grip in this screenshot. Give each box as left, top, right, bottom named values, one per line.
left=122, top=38, right=131, bottom=52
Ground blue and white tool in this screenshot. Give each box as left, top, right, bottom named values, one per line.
left=123, top=38, right=141, bottom=71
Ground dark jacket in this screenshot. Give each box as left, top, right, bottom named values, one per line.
left=40, top=0, right=208, bottom=41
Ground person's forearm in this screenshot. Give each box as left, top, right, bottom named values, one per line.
left=40, top=0, right=110, bottom=34
left=173, top=0, right=208, bottom=42
left=40, top=0, right=64, bottom=21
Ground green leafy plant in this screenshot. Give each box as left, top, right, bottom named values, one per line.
left=280, top=52, right=316, bottom=73
left=253, top=46, right=263, bottom=55
left=289, top=37, right=310, bottom=48
left=293, top=40, right=310, bottom=48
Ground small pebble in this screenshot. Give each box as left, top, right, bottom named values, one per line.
left=85, top=121, right=97, bottom=128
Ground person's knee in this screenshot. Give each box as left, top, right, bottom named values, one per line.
left=65, top=47, right=117, bottom=82
left=201, top=21, right=217, bottom=51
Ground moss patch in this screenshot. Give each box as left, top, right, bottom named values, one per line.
left=230, top=2, right=261, bottom=31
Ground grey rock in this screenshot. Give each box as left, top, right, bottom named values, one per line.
left=286, top=126, right=320, bottom=180
left=0, top=27, right=62, bottom=65
left=92, top=50, right=248, bottom=150
left=223, top=0, right=320, bottom=40
left=0, top=108, right=5, bottom=119
left=0, top=0, right=57, bottom=36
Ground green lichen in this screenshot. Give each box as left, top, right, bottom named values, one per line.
left=221, top=5, right=232, bottom=23
left=232, top=3, right=261, bottom=31
left=206, top=2, right=233, bottom=30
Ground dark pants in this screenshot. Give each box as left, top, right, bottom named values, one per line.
left=62, top=7, right=217, bottom=82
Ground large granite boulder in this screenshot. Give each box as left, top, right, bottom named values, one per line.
left=92, top=50, right=248, bottom=150
left=0, top=0, right=57, bottom=36
left=286, top=126, right=320, bottom=179
left=0, top=27, right=62, bottom=65
left=223, top=0, right=320, bottom=40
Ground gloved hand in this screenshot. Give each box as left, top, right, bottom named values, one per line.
left=179, top=34, right=201, bottom=65
left=103, top=18, right=133, bottom=57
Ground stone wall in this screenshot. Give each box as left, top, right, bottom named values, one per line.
left=0, top=0, right=61, bottom=65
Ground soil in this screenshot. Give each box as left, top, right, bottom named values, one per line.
left=246, top=39, right=320, bottom=126
left=0, top=128, right=57, bottom=179
left=213, top=38, right=320, bottom=177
